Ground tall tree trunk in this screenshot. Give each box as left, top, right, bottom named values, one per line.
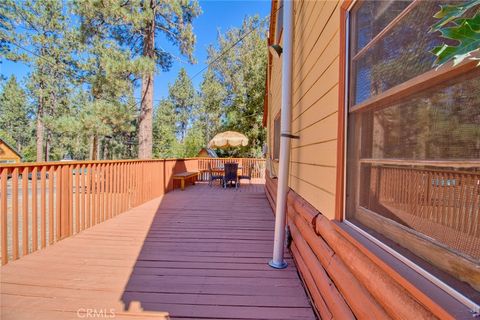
left=45, top=132, right=49, bottom=162
left=91, top=135, right=98, bottom=160
left=138, top=14, right=155, bottom=159
left=36, top=99, right=44, bottom=162
left=103, top=138, right=109, bottom=160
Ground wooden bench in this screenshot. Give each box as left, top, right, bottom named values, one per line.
left=173, top=172, right=199, bottom=191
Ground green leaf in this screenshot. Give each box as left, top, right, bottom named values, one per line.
left=431, top=13, right=480, bottom=66
left=430, top=0, right=480, bottom=32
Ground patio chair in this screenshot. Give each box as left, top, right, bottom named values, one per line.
left=238, top=164, right=253, bottom=185
left=208, top=162, right=224, bottom=187
left=224, top=163, right=239, bottom=189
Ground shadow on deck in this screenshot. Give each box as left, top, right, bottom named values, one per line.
left=0, top=181, right=315, bottom=320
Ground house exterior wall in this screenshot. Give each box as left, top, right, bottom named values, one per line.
left=268, top=0, right=340, bottom=219
left=289, top=0, right=340, bottom=220
left=265, top=1, right=472, bottom=319
left=0, top=141, right=21, bottom=163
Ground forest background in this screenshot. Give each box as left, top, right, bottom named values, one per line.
left=0, top=0, right=268, bottom=162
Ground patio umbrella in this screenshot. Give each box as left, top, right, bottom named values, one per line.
left=208, top=131, right=248, bottom=149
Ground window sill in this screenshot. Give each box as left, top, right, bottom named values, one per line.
left=332, top=221, right=476, bottom=319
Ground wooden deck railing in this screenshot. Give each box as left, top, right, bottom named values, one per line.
left=366, top=165, right=479, bottom=235
left=197, top=157, right=266, bottom=181
left=364, top=164, right=479, bottom=259
left=0, top=157, right=264, bottom=265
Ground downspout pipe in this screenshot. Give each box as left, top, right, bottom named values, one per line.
left=269, top=0, right=294, bottom=270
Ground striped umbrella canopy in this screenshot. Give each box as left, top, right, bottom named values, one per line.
left=207, top=131, right=249, bottom=149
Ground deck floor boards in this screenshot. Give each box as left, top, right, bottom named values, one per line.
left=1, top=182, right=315, bottom=320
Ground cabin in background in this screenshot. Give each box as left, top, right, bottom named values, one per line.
left=196, top=148, right=218, bottom=158
left=263, top=0, right=479, bottom=319
left=0, top=138, right=21, bottom=164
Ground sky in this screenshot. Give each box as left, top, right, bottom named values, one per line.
left=0, top=0, right=270, bottom=106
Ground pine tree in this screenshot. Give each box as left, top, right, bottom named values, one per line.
left=205, top=16, right=267, bottom=157
left=0, top=0, right=15, bottom=78
left=169, top=68, right=196, bottom=142
left=78, top=35, right=138, bottom=159
left=198, top=68, right=226, bottom=144
left=184, top=122, right=205, bottom=157
left=5, top=0, right=77, bottom=161
left=153, top=99, right=178, bottom=158
left=74, top=0, right=202, bottom=159
left=0, top=75, right=32, bottom=153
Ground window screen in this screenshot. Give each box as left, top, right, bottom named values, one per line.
left=345, top=0, right=480, bottom=299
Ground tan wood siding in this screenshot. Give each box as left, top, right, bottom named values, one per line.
left=284, top=1, right=341, bottom=219
left=267, top=0, right=341, bottom=218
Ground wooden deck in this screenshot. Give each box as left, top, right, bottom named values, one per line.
left=0, top=181, right=316, bottom=320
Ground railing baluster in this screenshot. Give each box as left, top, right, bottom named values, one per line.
left=113, top=163, right=118, bottom=216
left=75, top=164, right=80, bottom=233
left=105, top=163, right=108, bottom=218
left=94, top=164, right=100, bottom=225
left=129, top=162, right=133, bottom=210
left=123, top=163, right=126, bottom=209
left=117, top=164, right=122, bottom=212
left=22, top=167, right=29, bottom=256
left=472, top=174, right=479, bottom=237
left=464, top=175, right=473, bottom=236
left=87, top=164, right=92, bottom=228
left=80, top=164, right=85, bottom=231
left=111, top=163, right=115, bottom=217
left=106, top=163, right=111, bottom=220
left=120, top=163, right=125, bottom=212
left=12, top=167, right=19, bottom=260
left=56, top=166, right=62, bottom=241
left=41, top=167, right=47, bottom=248
left=99, top=164, right=104, bottom=222
left=32, top=167, right=38, bottom=252
left=1, top=168, right=8, bottom=265
left=91, top=164, right=95, bottom=226
left=68, top=165, right=73, bottom=235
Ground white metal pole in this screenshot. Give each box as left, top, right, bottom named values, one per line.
left=269, top=0, right=294, bottom=269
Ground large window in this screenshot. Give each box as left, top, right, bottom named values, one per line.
left=345, top=0, right=480, bottom=304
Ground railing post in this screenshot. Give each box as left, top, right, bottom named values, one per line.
left=59, top=165, right=71, bottom=239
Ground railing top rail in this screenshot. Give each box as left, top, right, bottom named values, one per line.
left=0, top=157, right=265, bottom=169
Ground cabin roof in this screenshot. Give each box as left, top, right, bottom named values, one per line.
left=198, top=147, right=218, bottom=158
left=0, top=138, right=22, bottom=159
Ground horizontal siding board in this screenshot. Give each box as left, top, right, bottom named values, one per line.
left=289, top=175, right=336, bottom=219
left=293, top=57, right=340, bottom=120
left=292, top=83, right=338, bottom=130
left=293, top=1, right=325, bottom=66
left=294, top=3, right=340, bottom=82
left=294, top=28, right=340, bottom=101
left=290, top=162, right=337, bottom=195
left=293, top=0, right=319, bottom=43
left=290, top=140, right=337, bottom=167
left=271, top=58, right=282, bottom=119
left=293, top=1, right=338, bottom=76
left=292, top=111, right=338, bottom=147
